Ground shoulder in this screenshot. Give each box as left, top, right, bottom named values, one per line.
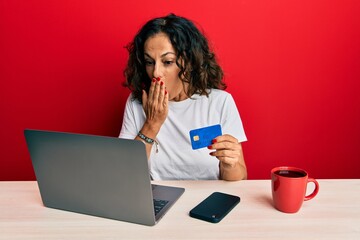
left=123, top=93, right=143, bottom=114
left=207, top=89, right=234, bottom=103
left=206, top=89, right=239, bottom=113
left=191, top=89, right=234, bottom=104
left=125, top=93, right=142, bottom=106
left=188, top=89, right=235, bottom=112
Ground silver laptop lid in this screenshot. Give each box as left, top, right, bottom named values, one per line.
left=24, top=129, right=157, bottom=225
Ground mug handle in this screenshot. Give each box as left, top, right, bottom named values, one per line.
left=304, top=178, right=319, bottom=201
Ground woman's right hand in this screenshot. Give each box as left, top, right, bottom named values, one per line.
left=141, top=77, right=168, bottom=131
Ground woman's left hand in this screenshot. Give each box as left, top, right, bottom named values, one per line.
left=208, top=134, right=247, bottom=180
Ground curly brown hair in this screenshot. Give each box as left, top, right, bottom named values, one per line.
left=123, top=14, right=226, bottom=103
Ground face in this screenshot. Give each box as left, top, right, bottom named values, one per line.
left=144, top=32, right=188, bottom=101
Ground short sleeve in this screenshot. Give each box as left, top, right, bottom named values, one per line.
left=119, top=94, right=138, bottom=139
left=221, top=94, right=247, bottom=142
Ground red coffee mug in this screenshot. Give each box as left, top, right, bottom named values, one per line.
left=271, top=166, right=319, bottom=213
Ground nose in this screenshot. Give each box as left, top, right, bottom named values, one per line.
left=152, top=62, right=163, bottom=79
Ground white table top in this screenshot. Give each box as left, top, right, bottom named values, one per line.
left=1, top=180, right=359, bottom=239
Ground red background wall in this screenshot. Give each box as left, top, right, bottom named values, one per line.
left=1, top=0, right=359, bottom=180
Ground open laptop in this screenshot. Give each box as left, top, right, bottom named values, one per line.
left=24, top=129, right=185, bottom=226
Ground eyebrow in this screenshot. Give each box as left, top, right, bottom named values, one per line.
left=144, top=52, right=176, bottom=59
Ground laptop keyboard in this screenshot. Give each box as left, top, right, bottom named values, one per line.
left=153, top=199, right=169, bottom=216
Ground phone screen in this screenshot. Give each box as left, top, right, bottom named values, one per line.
left=189, top=192, right=240, bottom=223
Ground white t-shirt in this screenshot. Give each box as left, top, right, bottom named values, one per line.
left=119, top=89, right=247, bottom=180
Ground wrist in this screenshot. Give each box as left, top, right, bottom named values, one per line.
left=137, top=132, right=156, bottom=144
left=141, top=121, right=162, bottom=139
left=220, top=161, right=237, bottom=170
left=219, top=161, right=247, bottom=181
left=137, top=131, right=159, bottom=153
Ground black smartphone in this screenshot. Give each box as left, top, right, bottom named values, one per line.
left=189, top=192, right=240, bottom=223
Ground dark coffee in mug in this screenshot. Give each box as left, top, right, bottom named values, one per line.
left=274, top=170, right=306, bottom=178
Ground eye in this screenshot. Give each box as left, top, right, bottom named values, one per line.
left=144, top=59, right=154, bottom=66
left=164, top=60, right=174, bottom=66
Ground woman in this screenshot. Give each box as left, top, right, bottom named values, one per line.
left=120, top=14, right=247, bottom=181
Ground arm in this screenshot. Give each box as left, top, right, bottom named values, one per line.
left=210, top=93, right=247, bottom=181
left=136, top=78, right=168, bottom=159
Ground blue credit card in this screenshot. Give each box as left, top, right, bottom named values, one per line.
left=189, top=124, right=222, bottom=150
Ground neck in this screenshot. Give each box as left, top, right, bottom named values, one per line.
left=172, top=91, right=189, bottom=102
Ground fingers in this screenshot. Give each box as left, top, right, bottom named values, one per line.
left=152, top=78, right=161, bottom=103
left=209, top=134, right=240, bottom=151
left=209, top=148, right=241, bottom=163
left=143, top=77, right=168, bottom=123
left=148, top=77, right=166, bottom=104
left=163, top=83, right=168, bottom=107
left=208, top=134, right=242, bottom=167
left=158, top=78, right=167, bottom=105
left=147, top=78, right=156, bottom=100
left=213, top=134, right=239, bottom=144
left=210, top=150, right=241, bottom=166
